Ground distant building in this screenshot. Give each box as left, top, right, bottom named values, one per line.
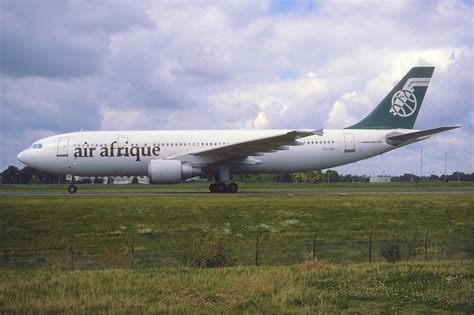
left=369, top=176, right=391, bottom=183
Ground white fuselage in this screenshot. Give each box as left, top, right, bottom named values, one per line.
left=17, top=129, right=409, bottom=177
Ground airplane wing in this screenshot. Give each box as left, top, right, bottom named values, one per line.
left=386, top=126, right=461, bottom=145
left=171, top=129, right=321, bottom=165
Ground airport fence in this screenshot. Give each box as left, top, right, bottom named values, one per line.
left=1, top=232, right=472, bottom=270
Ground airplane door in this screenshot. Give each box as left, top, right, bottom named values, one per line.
left=57, top=137, right=69, bottom=157
left=343, top=133, right=355, bottom=153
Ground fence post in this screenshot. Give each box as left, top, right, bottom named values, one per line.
left=424, top=229, right=429, bottom=261
left=131, top=245, right=135, bottom=269
left=69, top=246, right=74, bottom=271
left=4, top=249, right=8, bottom=267
left=368, top=231, right=374, bottom=263
left=312, top=234, right=317, bottom=260
left=255, top=236, right=260, bottom=266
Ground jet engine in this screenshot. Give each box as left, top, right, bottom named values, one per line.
left=148, top=160, right=200, bottom=184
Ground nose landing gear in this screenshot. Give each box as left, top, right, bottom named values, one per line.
left=68, top=184, right=77, bottom=194
left=67, top=174, right=77, bottom=193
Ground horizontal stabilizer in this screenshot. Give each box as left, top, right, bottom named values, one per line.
left=387, top=126, right=461, bottom=142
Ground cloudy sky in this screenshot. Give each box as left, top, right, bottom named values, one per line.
left=1, top=0, right=472, bottom=176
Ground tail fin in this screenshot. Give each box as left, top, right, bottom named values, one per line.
left=346, top=66, right=434, bottom=129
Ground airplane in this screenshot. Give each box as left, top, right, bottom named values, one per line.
left=17, top=66, right=461, bottom=193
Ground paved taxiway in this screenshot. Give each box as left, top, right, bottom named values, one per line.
left=1, top=187, right=472, bottom=197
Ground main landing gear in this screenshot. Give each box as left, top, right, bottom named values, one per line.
left=208, top=166, right=238, bottom=193
left=209, top=182, right=238, bottom=193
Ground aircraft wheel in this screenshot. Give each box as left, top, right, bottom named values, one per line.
left=68, top=185, right=77, bottom=194
left=209, top=183, right=218, bottom=193
left=226, top=182, right=238, bottom=193
left=216, top=182, right=227, bottom=193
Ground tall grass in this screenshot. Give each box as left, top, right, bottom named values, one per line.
left=0, top=260, right=472, bottom=313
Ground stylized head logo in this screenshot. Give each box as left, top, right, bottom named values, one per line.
left=390, top=77, right=431, bottom=117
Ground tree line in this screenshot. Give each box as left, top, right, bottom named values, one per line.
left=2, top=165, right=473, bottom=184
left=232, top=170, right=474, bottom=183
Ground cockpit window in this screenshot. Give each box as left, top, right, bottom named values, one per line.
left=31, top=143, right=43, bottom=149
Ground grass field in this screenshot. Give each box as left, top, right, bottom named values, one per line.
left=1, top=260, right=472, bottom=313
left=1, top=193, right=472, bottom=257
left=0, top=186, right=473, bottom=313
left=1, top=181, right=473, bottom=192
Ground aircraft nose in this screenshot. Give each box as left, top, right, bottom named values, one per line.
left=17, top=149, right=29, bottom=165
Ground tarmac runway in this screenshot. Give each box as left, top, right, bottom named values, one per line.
left=1, top=187, right=472, bottom=197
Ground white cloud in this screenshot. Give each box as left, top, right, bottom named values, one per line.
left=252, top=111, right=268, bottom=129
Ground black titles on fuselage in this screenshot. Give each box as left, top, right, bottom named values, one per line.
left=74, top=141, right=160, bottom=161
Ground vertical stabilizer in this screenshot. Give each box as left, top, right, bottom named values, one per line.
left=346, top=67, right=434, bottom=129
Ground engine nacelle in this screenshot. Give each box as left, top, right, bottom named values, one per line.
left=148, top=160, right=200, bottom=184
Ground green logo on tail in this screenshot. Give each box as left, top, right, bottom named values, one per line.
left=347, top=67, right=435, bottom=130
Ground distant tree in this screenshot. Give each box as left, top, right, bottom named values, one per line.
left=1, top=165, right=20, bottom=184
left=16, top=166, right=59, bottom=184
left=19, top=167, right=35, bottom=184
left=273, top=173, right=293, bottom=183
left=78, top=178, right=92, bottom=184
left=35, top=169, right=56, bottom=184
left=131, top=176, right=139, bottom=184
left=293, top=172, right=306, bottom=183
left=30, top=175, right=41, bottom=184
left=325, top=170, right=340, bottom=182
left=342, top=174, right=353, bottom=182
